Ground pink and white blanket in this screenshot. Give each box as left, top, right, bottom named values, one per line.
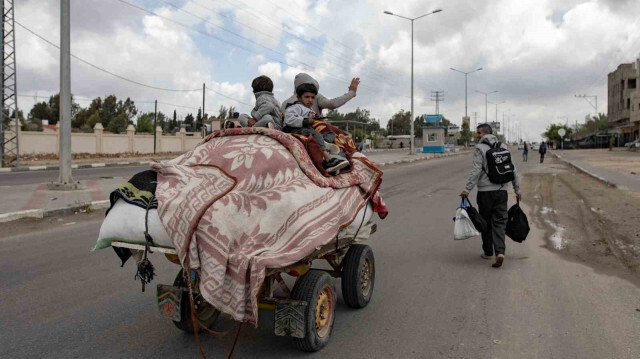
left=152, top=127, right=386, bottom=324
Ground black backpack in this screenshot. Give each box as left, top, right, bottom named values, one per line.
left=506, top=201, right=530, bottom=243
left=484, top=142, right=515, bottom=184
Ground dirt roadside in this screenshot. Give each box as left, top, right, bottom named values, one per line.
left=521, top=156, right=640, bottom=285
left=17, top=152, right=183, bottom=166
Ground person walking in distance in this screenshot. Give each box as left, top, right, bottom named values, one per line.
left=539, top=141, right=547, bottom=163
left=522, top=141, right=528, bottom=162
left=460, top=124, right=521, bottom=268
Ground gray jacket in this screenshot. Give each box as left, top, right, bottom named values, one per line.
left=280, top=73, right=356, bottom=114
left=465, top=134, right=521, bottom=193
left=283, top=102, right=313, bottom=129
left=251, top=91, right=282, bottom=126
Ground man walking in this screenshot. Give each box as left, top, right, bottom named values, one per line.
left=522, top=141, right=528, bottom=162
left=460, top=124, right=521, bottom=268
left=539, top=141, right=547, bottom=163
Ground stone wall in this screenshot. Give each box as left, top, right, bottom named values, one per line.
left=15, top=123, right=204, bottom=155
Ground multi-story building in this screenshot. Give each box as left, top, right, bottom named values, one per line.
left=608, top=57, right=640, bottom=143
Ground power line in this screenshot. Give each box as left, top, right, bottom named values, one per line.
left=16, top=21, right=202, bottom=93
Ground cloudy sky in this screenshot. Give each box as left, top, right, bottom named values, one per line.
left=16, top=0, right=640, bottom=141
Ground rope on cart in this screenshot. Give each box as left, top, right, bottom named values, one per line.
left=134, top=198, right=156, bottom=292
left=352, top=199, right=369, bottom=243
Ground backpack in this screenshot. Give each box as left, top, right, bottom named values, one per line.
left=484, top=142, right=515, bottom=184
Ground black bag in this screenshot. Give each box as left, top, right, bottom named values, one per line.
left=484, top=142, right=515, bottom=184
left=463, top=198, right=487, bottom=234
left=506, top=200, right=530, bottom=243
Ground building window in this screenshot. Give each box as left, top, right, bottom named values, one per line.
left=629, top=79, right=637, bottom=89
left=428, top=133, right=438, bottom=142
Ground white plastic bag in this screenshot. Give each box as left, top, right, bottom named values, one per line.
left=454, top=207, right=480, bottom=240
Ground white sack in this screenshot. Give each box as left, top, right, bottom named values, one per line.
left=454, top=207, right=480, bottom=240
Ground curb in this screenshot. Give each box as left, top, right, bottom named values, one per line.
left=0, top=200, right=110, bottom=223
left=374, top=151, right=467, bottom=167
left=0, top=161, right=152, bottom=173
left=553, top=153, right=619, bottom=188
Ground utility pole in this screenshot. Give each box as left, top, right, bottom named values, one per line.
left=472, top=112, right=478, bottom=129
left=50, top=0, right=78, bottom=189
left=430, top=90, right=444, bottom=115
left=202, top=82, right=205, bottom=138
left=1, top=0, right=19, bottom=167
left=488, top=100, right=505, bottom=132
left=153, top=100, right=157, bottom=154
left=450, top=67, right=483, bottom=118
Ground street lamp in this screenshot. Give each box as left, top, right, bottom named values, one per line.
left=475, top=90, right=498, bottom=125
left=384, top=8, right=443, bottom=155
left=450, top=67, right=483, bottom=118
left=489, top=100, right=505, bottom=134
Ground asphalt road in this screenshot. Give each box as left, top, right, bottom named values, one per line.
left=2, top=154, right=639, bottom=358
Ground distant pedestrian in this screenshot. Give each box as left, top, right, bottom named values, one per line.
left=400, top=142, right=404, bottom=149
left=523, top=142, right=528, bottom=162
left=461, top=123, right=521, bottom=268
left=539, top=141, right=547, bottom=163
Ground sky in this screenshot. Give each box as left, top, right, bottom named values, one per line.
left=15, top=0, right=640, bottom=141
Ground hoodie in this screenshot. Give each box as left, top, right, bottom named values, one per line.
left=251, top=91, right=283, bottom=127
left=280, top=73, right=356, bottom=114
left=465, top=134, right=520, bottom=193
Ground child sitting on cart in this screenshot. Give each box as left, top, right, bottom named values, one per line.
left=225, top=75, right=283, bottom=129
left=283, top=83, right=350, bottom=175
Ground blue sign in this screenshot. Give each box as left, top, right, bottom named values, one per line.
left=425, top=114, right=442, bottom=123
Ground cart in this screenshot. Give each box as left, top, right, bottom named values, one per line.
left=111, top=222, right=376, bottom=352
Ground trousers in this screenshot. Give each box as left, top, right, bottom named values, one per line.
left=477, top=190, right=508, bottom=256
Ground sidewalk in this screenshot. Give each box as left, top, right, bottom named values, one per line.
left=0, top=149, right=468, bottom=222
left=554, top=149, right=640, bottom=192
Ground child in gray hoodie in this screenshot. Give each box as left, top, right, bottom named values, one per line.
left=284, top=83, right=349, bottom=174
left=228, top=75, right=283, bottom=129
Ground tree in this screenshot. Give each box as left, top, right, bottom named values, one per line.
left=544, top=123, right=573, bottom=144
left=28, top=102, right=52, bottom=121
left=136, top=113, right=155, bottom=133
left=386, top=110, right=411, bottom=136
left=107, top=112, right=129, bottom=134
left=218, top=105, right=228, bottom=119
left=459, top=121, right=472, bottom=145
left=184, top=113, right=194, bottom=128
left=172, top=109, right=178, bottom=130
left=227, top=106, right=236, bottom=118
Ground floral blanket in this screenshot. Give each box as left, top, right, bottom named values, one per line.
left=152, top=127, right=386, bottom=324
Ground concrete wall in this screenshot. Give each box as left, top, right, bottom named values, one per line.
left=15, top=124, right=205, bottom=155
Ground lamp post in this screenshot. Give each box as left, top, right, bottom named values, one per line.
left=489, top=100, right=505, bottom=136
left=384, top=8, right=443, bottom=155
left=476, top=90, right=498, bottom=125
left=450, top=67, right=482, bottom=118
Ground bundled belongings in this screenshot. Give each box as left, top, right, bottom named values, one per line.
left=506, top=199, right=530, bottom=243
left=94, top=127, right=388, bottom=326
left=454, top=200, right=481, bottom=240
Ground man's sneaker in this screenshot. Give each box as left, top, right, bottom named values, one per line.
left=223, top=120, right=235, bottom=129
left=323, top=158, right=349, bottom=174
left=481, top=254, right=493, bottom=260
left=492, top=254, right=505, bottom=268
left=325, top=143, right=341, bottom=155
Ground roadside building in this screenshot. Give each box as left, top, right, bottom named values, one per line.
left=608, top=57, right=640, bottom=144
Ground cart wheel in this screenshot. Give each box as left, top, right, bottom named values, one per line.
left=341, top=244, right=375, bottom=308
left=291, top=270, right=336, bottom=352
left=172, top=268, right=220, bottom=333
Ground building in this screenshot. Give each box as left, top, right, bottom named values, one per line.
left=608, top=57, right=640, bottom=143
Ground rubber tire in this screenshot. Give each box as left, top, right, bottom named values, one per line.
left=172, top=268, right=220, bottom=333
left=341, top=244, right=375, bottom=308
left=291, top=270, right=336, bottom=352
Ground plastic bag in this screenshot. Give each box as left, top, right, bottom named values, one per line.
left=454, top=201, right=480, bottom=240
left=506, top=200, right=530, bottom=243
